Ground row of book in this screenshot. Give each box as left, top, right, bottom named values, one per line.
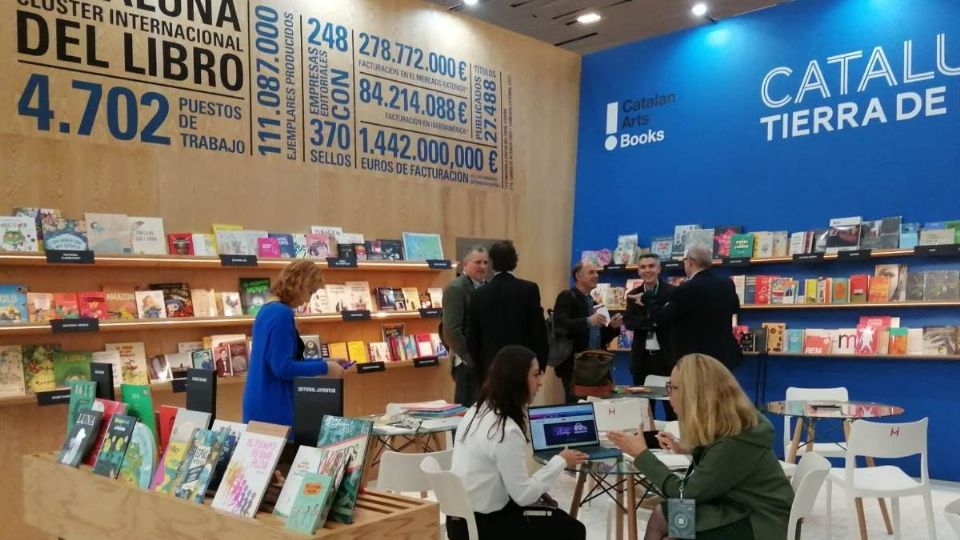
left=60, top=381, right=376, bottom=533
left=0, top=279, right=445, bottom=323
left=730, top=266, right=960, bottom=305
left=581, top=215, right=960, bottom=266
left=0, top=208, right=446, bottom=261
left=736, top=316, right=959, bottom=356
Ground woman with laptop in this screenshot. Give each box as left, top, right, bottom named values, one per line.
left=448, top=345, right=589, bottom=539
left=608, top=353, right=793, bottom=540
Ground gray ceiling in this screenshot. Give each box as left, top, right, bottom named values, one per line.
left=425, top=0, right=785, bottom=55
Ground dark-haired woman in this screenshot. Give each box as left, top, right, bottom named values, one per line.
left=447, top=345, right=588, bottom=539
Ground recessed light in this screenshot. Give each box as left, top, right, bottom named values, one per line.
left=463, top=0, right=478, bottom=6
left=691, top=3, right=709, bottom=16
left=577, top=12, right=602, bottom=24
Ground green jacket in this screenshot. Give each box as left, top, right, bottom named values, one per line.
left=634, top=413, right=793, bottom=539
left=442, top=274, right=478, bottom=367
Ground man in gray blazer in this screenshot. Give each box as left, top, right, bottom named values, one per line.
left=442, top=245, right=489, bottom=406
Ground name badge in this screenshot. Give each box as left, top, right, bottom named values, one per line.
left=645, top=332, right=660, bottom=351
left=667, top=498, right=696, bottom=539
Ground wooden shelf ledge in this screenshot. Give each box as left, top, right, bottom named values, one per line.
left=741, top=301, right=960, bottom=310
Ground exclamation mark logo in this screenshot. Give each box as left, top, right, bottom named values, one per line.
left=604, top=102, right=619, bottom=151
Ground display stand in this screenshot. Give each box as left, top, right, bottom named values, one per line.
left=22, top=452, right=439, bottom=539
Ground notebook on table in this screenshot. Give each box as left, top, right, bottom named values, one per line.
left=529, top=403, right=621, bottom=461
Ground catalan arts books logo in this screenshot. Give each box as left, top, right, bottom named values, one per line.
left=603, top=95, right=673, bottom=151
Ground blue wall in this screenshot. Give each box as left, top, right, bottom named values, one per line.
left=575, top=0, right=960, bottom=479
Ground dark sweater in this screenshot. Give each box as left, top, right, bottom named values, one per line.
left=242, top=302, right=328, bottom=426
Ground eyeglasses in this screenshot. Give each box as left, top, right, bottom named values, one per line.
left=665, top=383, right=679, bottom=395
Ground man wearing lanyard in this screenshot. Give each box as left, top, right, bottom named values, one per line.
left=624, top=254, right=677, bottom=419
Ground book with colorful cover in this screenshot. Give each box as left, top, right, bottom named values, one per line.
left=42, top=218, right=88, bottom=251
left=128, top=217, right=166, bottom=255
left=0, top=284, right=28, bottom=323
left=22, top=344, right=60, bottom=392
left=923, top=270, right=960, bottom=301
left=118, top=422, right=158, bottom=488
left=648, top=237, right=673, bottom=260
left=368, top=342, right=390, bottom=363
left=53, top=351, right=92, bottom=388
left=209, top=420, right=247, bottom=492
left=135, top=290, right=167, bottom=319
left=612, top=234, right=638, bottom=265
left=84, top=398, right=128, bottom=466
left=401, top=232, right=444, bottom=261
left=192, top=233, right=217, bottom=256
left=825, top=216, right=862, bottom=253
left=305, top=233, right=336, bottom=259
left=66, top=380, right=97, bottom=435
left=157, top=405, right=178, bottom=456
left=729, top=234, right=754, bottom=258
left=93, top=413, right=138, bottom=478
left=191, top=348, right=215, bottom=370
left=0, top=345, right=25, bottom=397
left=227, top=341, right=249, bottom=376
left=292, top=233, right=308, bottom=258
left=855, top=324, right=883, bottom=355
left=785, top=329, right=804, bottom=353
left=27, top=292, right=55, bottom=322
left=268, top=233, right=296, bottom=258
left=102, top=285, right=138, bottom=320
left=874, top=264, right=907, bottom=302
left=149, top=282, right=194, bottom=318
left=77, top=291, right=107, bottom=320
left=831, top=278, right=850, bottom=304
left=211, top=224, right=243, bottom=252
left=84, top=213, right=132, bottom=254
left=211, top=429, right=287, bottom=518
left=888, top=327, right=909, bottom=355
left=867, top=275, right=890, bottom=303
left=802, top=331, right=832, bottom=354
left=239, top=278, right=271, bottom=315
left=274, top=445, right=327, bottom=518
left=256, top=237, right=281, bottom=258
left=59, top=408, right=103, bottom=467
left=284, top=471, right=340, bottom=534
left=849, top=275, right=870, bottom=303
left=220, top=292, right=243, bottom=317
left=900, top=222, right=921, bottom=249
left=683, top=228, right=715, bottom=258
left=147, top=355, right=173, bottom=383
left=152, top=409, right=211, bottom=492
left=53, top=292, right=80, bottom=319
left=13, top=207, right=60, bottom=247
left=762, top=323, right=786, bottom=353
left=922, top=326, right=958, bottom=355
left=0, top=216, right=39, bottom=252
left=105, top=342, right=150, bottom=385
left=166, top=233, right=194, bottom=256
left=345, top=281, right=374, bottom=311
left=315, top=416, right=373, bottom=524
left=173, top=428, right=225, bottom=502
left=122, top=383, right=158, bottom=442
left=712, top=226, right=743, bottom=258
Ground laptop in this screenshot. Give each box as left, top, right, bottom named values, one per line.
left=529, top=403, right=622, bottom=461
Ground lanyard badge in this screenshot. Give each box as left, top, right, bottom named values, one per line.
left=667, top=467, right=696, bottom=538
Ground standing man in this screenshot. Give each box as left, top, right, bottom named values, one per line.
left=467, top=240, right=549, bottom=380
left=654, top=245, right=743, bottom=369
left=623, top=254, right=677, bottom=419
left=442, top=246, right=489, bottom=407
left=552, top=261, right=623, bottom=403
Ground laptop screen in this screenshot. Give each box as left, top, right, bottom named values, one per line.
left=529, top=403, right=600, bottom=452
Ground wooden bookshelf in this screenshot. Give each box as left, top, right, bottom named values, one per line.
left=744, top=351, right=960, bottom=361
left=741, top=300, right=960, bottom=310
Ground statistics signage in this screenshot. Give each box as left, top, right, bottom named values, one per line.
left=7, top=0, right=514, bottom=189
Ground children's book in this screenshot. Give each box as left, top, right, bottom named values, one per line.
left=117, top=422, right=158, bottom=488
left=0, top=216, right=39, bottom=252
left=85, top=213, right=132, bottom=254
left=128, top=217, right=166, bottom=255
left=58, top=408, right=103, bottom=467
left=211, top=428, right=287, bottom=518
left=0, top=345, right=25, bottom=397
left=315, top=417, right=374, bottom=524
left=93, top=413, right=138, bottom=478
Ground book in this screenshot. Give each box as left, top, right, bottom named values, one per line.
left=900, top=222, right=921, bottom=249
left=729, top=233, right=754, bottom=258
left=923, top=270, right=960, bottom=301
left=268, top=233, right=297, bottom=258
left=77, top=291, right=107, bottom=320
left=906, top=271, right=926, bottom=301
left=834, top=329, right=858, bottom=355
left=670, top=225, right=699, bottom=257
left=220, top=292, right=243, bottom=316
left=310, top=225, right=343, bottom=238
left=368, top=342, right=390, bottom=363
left=946, top=220, right=960, bottom=243
left=345, top=341, right=368, bottom=362
left=209, top=420, right=247, bottom=492
left=210, top=224, right=243, bottom=252
left=66, top=380, right=97, bottom=434
left=53, top=351, right=92, bottom=388
left=712, top=226, right=743, bottom=258
left=152, top=409, right=211, bottom=492
left=344, top=281, right=373, bottom=311
left=427, top=287, right=444, bottom=309
left=762, top=323, right=786, bottom=352
left=831, top=278, right=849, bottom=304
left=877, top=216, right=902, bottom=249
left=825, top=216, right=862, bottom=253
left=849, top=275, right=870, bottom=303
left=43, top=218, right=88, bottom=251
left=401, top=232, right=444, bottom=261
left=105, top=342, right=150, bottom=385
left=612, top=234, right=638, bottom=264
left=149, top=282, right=194, bottom=318
left=855, top=324, right=883, bottom=355
left=0, top=345, right=25, bottom=396
left=922, top=326, right=958, bottom=355
left=215, top=230, right=253, bottom=255
left=129, top=217, right=166, bottom=255
left=788, top=232, right=807, bottom=256
left=308, top=288, right=332, bottom=314
left=84, top=213, right=132, bottom=254
left=53, top=292, right=79, bottom=319
left=103, top=284, right=138, bottom=320
left=907, top=328, right=925, bottom=355
left=770, top=231, right=789, bottom=257
left=58, top=408, right=104, bottom=467
left=302, top=335, right=322, bottom=359
left=274, top=445, right=327, bottom=518
left=192, top=233, right=217, bottom=256
left=26, top=292, right=55, bottom=322
left=785, top=329, right=803, bottom=353
left=292, top=233, right=308, bottom=258
left=888, top=327, right=909, bottom=355
left=859, top=220, right=883, bottom=250
left=211, top=428, right=287, bottom=518
left=239, top=278, right=271, bottom=315
left=14, top=208, right=60, bottom=247
left=166, top=233, right=194, bottom=256
left=157, top=405, right=178, bottom=456
left=305, top=233, right=336, bottom=259
left=802, top=331, right=832, bottom=354
left=118, top=422, right=158, bottom=488
left=22, top=344, right=60, bottom=392
left=191, top=349, right=215, bottom=370
left=337, top=232, right=364, bottom=245
left=228, top=341, right=249, bottom=375
left=867, top=275, right=890, bottom=303
left=83, top=398, right=128, bottom=466
left=683, top=228, right=714, bottom=258
left=191, top=288, right=217, bottom=317
left=874, top=264, right=907, bottom=302
left=147, top=355, right=173, bottom=383
left=135, top=290, right=166, bottom=319
left=919, top=229, right=955, bottom=246
left=0, top=284, right=28, bottom=323
left=241, top=231, right=269, bottom=254
left=284, top=470, right=343, bottom=534
left=0, top=216, right=39, bottom=252
left=399, top=287, right=421, bottom=311
left=93, top=413, right=138, bottom=478
left=315, top=416, right=373, bottom=524
left=648, top=237, right=672, bottom=259
left=257, top=237, right=281, bottom=258
left=325, top=284, right=349, bottom=313
left=122, top=383, right=157, bottom=442
left=173, top=428, right=226, bottom=502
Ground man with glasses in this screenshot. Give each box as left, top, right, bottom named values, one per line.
left=653, top=245, right=743, bottom=369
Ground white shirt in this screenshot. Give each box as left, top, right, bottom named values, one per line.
left=451, top=404, right=566, bottom=513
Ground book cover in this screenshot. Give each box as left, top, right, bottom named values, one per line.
left=0, top=216, right=39, bottom=252
left=166, top=233, right=194, bottom=256
left=712, top=226, right=743, bottom=258
left=613, top=234, right=638, bottom=264
left=27, top=292, right=55, bottom=322
left=803, top=278, right=818, bottom=304
left=802, top=331, right=832, bottom=354
left=93, top=413, right=138, bottom=478
left=284, top=471, right=341, bottom=534
left=346, top=341, right=369, bottom=362
left=397, top=287, right=419, bottom=311
left=257, top=237, right=281, bottom=258
left=14, top=208, right=60, bottom=247
left=878, top=216, right=902, bottom=249
left=817, top=277, right=833, bottom=304
left=302, top=335, right=322, bottom=359
left=906, top=271, right=926, bottom=301
left=22, top=344, right=60, bottom=392
left=849, top=275, right=870, bottom=303
left=191, top=233, right=217, bottom=256
left=118, top=422, right=158, bottom=489
left=135, top=290, right=166, bottom=319
left=743, top=276, right=756, bottom=304
left=315, top=418, right=372, bottom=524
left=834, top=329, right=858, bottom=355
left=859, top=220, right=883, bottom=250
left=42, top=218, right=88, bottom=251
left=336, top=232, right=364, bottom=245
left=173, top=428, right=225, bottom=502
left=59, top=408, right=104, bottom=467
left=84, top=213, right=132, bottom=254
left=220, top=292, right=243, bottom=317
left=191, top=348, right=215, bottom=370
left=147, top=355, right=172, bottom=383
left=729, top=233, right=754, bottom=258
left=211, top=430, right=287, bottom=518
left=874, top=264, right=907, bottom=302
left=770, top=231, right=789, bottom=257
left=427, top=288, right=443, bottom=309
left=103, top=285, right=138, bottom=320
left=831, top=278, right=849, bottom=304
left=213, top=343, right=234, bottom=377
left=368, top=342, right=390, bottom=363
left=336, top=243, right=357, bottom=260
left=0, top=284, right=28, bottom=323
left=344, top=281, right=373, bottom=311
left=291, top=233, right=308, bottom=258
left=762, top=323, right=786, bottom=352
left=377, top=239, right=404, bottom=260
left=888, top=327, right=909, bottom=355
left=228, top=341, right=249, bottom=375
left=900, top=222, right=921, bottom=249
left=401, top=232, right=444, bottom=261
left=66, top=380, right=97, bottom=434
left=788, top=232, right=807, bottom=256
left=209, top=420, right=247, bottom=492
left=671, top=225, right=700, bottom=257
left=419, top=291, right=434, bottom=310
left=309, top=288, right=332, bottom=314
left=0, top=345, right=25, bottom=397
left=191, top=288, right=218, bottom=317
left=683, top=228, right=714, bottom=258
left=923, top=270, right=960, bottom=301
left=209, top=223, right=242, bottom=252
left=239, top=278, right=271, bottom=315
left=919, top=229, right=955, bottom=246
left=83, top=398, right=128, bottom=466
left=769, top=278, right=789, bottom=304
left=649, top=236, right=673, bottom=259
left=785, top=329, right=804, bottom=353
left=305, top=233, right=336, bottom=259
left=77, top=291, right=108, bottom=319
left=105, top=342, right=150, bottom=385
left=53, top=292, right=80, bottom=319
left=268, top=233, right=296, bottom=258
left=415, top=334, right=434, bottom=357
left=946, top=220, right=960, bottom=243
left=241, top=230, right=268, bottom=254
left=122, top=383, right=158, bottom=442
left=129, top=217, right=166, bottom=255
left=754, top=276, right=772, bottom=305
left=151, top=409, right=211, bottom=492
left=215, top=230, right=253, bottom=255
left=401, top=335, right=419, bottom=360
left=855, top=324, right=883, bottom=355
left=274, top=445, right=327, bottom=518
left=825, top=216, right=862, bottom=253
left=149, top=282, right=194, bottom=318
left=325, top=284, right=349, bottom=313
left=53, top=351, right=92, bottom=388
left=157, top=405, right=178, bottom=456
left=922, top=326, right=958, bottom=355
left=867, top=275, right=890, bottom=303
left=907, top=328, right=925, bottom=355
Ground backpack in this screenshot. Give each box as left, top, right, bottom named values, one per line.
left=545, top=307, right=574, bottom=367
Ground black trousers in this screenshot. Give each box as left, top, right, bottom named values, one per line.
left=554, top=359, right=578, bottom=404
left=446, top=500, right=586, bottom=540
left=452, top=363, right=479, bottom=407
left=631, top=350, right=677, bottom=421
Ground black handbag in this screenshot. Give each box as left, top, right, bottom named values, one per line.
left=546, top=308, right=574, bottom=367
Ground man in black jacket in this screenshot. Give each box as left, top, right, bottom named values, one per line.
left=552, top=261, right=623, bottom=403
left=467, top=240, right=549, bottom=381
left=654, top=245, right=743, bottom=369
left=622, top=254, right=677, bottom=418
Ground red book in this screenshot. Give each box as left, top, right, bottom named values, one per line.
left=156, top=405, right=178, bottom=456
left=859, top=316, right=896, bottom=328
left=84, top=398, right=129, bottom=466
left=53, top=292, right=80, bottom=319
left=850, top=275, right=870, bottom=303
left=755, top=276, right=772, bottom=305
left=78, top=291, right=108, bottom=319
left=166, top=233, right=194, bottom=256
left=415, top=333, right=434, bottom=358
left=802, top=333, right=832, bottom=354
left=855, top=324, right=883, bottom=355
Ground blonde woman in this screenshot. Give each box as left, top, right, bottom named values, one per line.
left=243, top=260, right=347, bottom=425
left=608, top=353, right=793, bottom=540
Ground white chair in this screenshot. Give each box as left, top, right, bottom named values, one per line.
left=421, top=456, right=478, bottom=540
left=788, top=452, right=831, bottom=540
left=377, top=449, right=453, bottom=497
left=945, top=498, right=960, bottom=538
left=825, top=418, right=936, bottom=540
left=783, top=386, right=849, bottom=460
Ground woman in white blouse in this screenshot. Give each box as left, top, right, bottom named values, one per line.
left=448, top=345, right=588, bottom=539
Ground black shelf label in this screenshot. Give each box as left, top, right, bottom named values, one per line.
left=36, top=388, right=72, bottom=406
left=426, top=259, right=453, bottom=269
left=914, top=244, right=960, bottom=257
left=792, top=253, right=825, bottom=263
left=170, top=378, right=188, bottom=393
left=661, top=260, right=683, bottom=273
left=721, top=257, right=751, bottom=267
left=326, top=257, right=358, bottom=268
left=341, top=310, right=371, bottom=321
left=46, top=250, right=95, bottom=264
left=602, top=263, right=627, bottom=272
left=419, top=307, right=442, bottom=318
left=414, top=357, right=440, bottom=368
left=838, top=249, right=872, bottom=260
left=219, top=254, right=258, bottom=267
left=357, top=361, right=386, bottom=374
left=51, top=318, right=100, bottom=333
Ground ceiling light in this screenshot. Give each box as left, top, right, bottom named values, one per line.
left=691, top=3, right=709, bottom=16
left=577, top=12, right=602, bottom=24
left=463, top=0, right=478, bottom=6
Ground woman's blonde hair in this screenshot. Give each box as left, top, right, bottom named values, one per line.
left=675, top=353, right=758, bottom=447
left=271, top=260, right=323, bottom=306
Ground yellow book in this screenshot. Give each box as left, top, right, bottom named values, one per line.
left=401, top=287, right=421, bottom=311
left=211, top=223, right=243, bottom=252
left=327, top=342, right=348, bottom=360
left=347, top=341, right=369, bottom=363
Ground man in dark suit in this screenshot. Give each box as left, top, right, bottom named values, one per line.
left=552, top=261, right=623, bottom=403
left=467, top=240, right=549, bottom=381
left=623, top=254, right=678, bottom=418
left=442, top=245, right=489, bottom=407
left=653, top=245, right=743, bottom=369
